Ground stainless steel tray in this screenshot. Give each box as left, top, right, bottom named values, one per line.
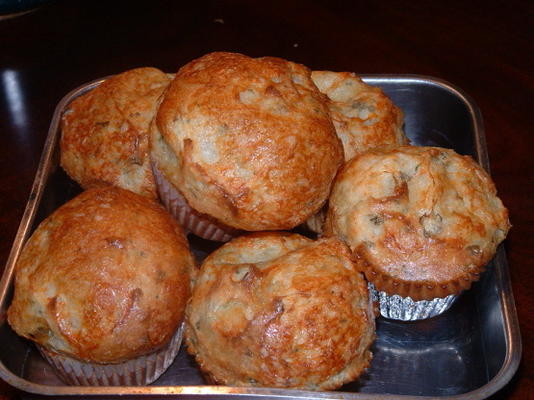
left=0, top=75, right=521, bottom=399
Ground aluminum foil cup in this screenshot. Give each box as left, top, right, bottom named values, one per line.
left=152, top=162, right=237, bottom=242
left=38, top=323, right=183, bottom=386
left=368, top=283, right=458, bottom=321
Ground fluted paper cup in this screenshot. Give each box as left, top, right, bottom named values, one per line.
left=152, top=162, right=238, bottom=242
left=38, top=323, right=183, bottom=386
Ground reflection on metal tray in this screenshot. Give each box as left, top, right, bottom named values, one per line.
left=0, top=75, right=521, bottom=399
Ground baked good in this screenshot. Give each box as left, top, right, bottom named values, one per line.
left=185, top=232, right=375, bottom=390
left=311, top=70, right=407, bottom=161
left=305, top=71, right=408, bottom=235
left=324, top=145, right=510, bottom=319
left=61, top=67, right=172, bottom=198
left=7, top=186, right=195, bottom=385
left=151, top=52, right=344, bottom=240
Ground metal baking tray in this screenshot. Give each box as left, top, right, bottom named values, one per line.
left=0, top=75, right=521, bottom=399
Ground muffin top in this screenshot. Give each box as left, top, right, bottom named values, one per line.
left=185, top=232, right=375, bottom=390
left=61, top=67, right=172, bottom=198
left=311, top=71, right=407, bottom=161
left=151, top=52, right=343, bottom=231
left=325, top=146, right=510, bottom=300
left=8, top=186, right=194, bottom=363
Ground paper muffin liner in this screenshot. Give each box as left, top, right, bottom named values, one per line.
left=38, top=323, right=183, bottom=386
left=152, top=162, right=237, bottom=242
left=368, top=282, right=458, bottom=321
left=304, top=207, right=327, bottom=235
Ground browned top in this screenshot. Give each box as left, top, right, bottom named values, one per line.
left=312, top=71, right=408, bottom=161
left=7, top=187, right=195, bottom=363
left=305, top=71, right=408, bottom=235
left=61, top=67, right=172, bottom=198
left=185, top=232, right=375, bottom=390
left=152, top=52, right=343, bottom=231
left=325, top=146, right=510, bottom=300
left=1, top=2, right=531, bottom=398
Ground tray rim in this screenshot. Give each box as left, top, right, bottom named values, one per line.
left=0, top=74, right=522, bottom=399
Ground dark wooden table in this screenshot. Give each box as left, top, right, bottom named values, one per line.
left=0, top=0, right=531, bottom=398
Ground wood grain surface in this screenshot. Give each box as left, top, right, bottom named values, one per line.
left=0, top=0, right=531, bottom=398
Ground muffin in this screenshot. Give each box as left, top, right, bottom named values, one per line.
left=151, top=52, right=344, bottom=241
left=324, top=146, right=510, bottom=320
left=311, top=70, right=408, bottom=161
left=7, top=186, right=195, bottom=385
left=305, top=71, right=408, bottom=235
left=185, top=232, right=375, bottom=390
left=61, top=67, right=172, bottom=198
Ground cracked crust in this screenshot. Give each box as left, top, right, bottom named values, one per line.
left=305, top=71, right=408, bottom=235
left=325, top=145, right=510, bottom=300
left=185, top=232, right=375, bottom=390
left=61, top=67, right=172, bottom=198
left=8, top=187, right=194, bottom=363
left=311, top=70, right=408, bottom=161
left=152, top=52, right=343, bottom=231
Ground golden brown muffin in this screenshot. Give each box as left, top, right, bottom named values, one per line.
left=303, top=71, right=407, bottom=235
left=151, top=52, right=343, bottom=237
left=8, top=187, right=194, bottom=383
left=185, top=232, right=375, bottom=390
left=61, top=67, right=172, bottom=198
left=311, top=70, right=408, bottom=161
left=325, top=145, right=510, bottom=301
